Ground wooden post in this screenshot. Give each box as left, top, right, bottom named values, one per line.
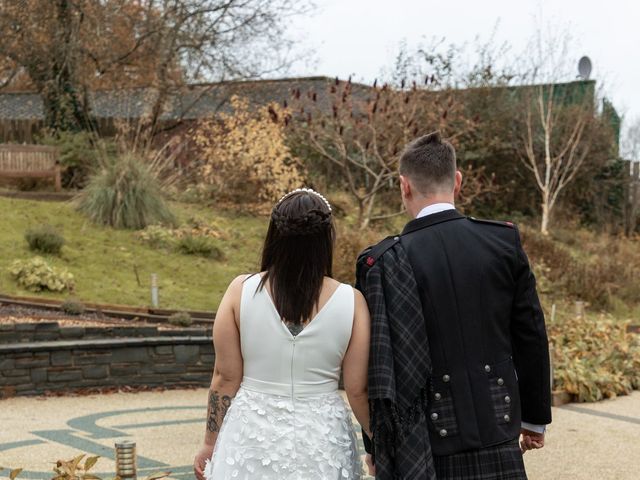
left=54, top=162, right=62, bottom=192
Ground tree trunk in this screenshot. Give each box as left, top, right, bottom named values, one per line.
left=42, top=0, right=91, bottom=133
left=540, top=193, right=551, bottom=235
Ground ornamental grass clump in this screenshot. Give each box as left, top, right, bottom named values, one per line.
left=75, top=153, right=176, bottom=230
left=550, top=315, right=640, bottom=402
left=25, top=224, right=65, bottom=255
left=9, top=257, right=75, bottom=293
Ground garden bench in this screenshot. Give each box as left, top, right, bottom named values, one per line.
left=0, top=144, right=61, bottom=191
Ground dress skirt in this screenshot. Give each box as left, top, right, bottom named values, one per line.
left=204, top=386, right=362, bottom=480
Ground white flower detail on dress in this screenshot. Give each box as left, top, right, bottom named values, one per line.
left=205, top=387, right=362, bottom=480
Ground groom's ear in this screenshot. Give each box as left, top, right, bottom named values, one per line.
left=453, top=170, right=462, bottom=197
left=400, top=175, right=411, bottom=199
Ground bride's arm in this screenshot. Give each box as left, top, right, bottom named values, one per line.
left=342, top=289, right=371, bottom=436
left=194, top=276, right=245, bottom=480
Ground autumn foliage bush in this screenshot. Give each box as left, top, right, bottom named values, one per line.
left=550, top=315, right=640, bottom=402
left=193, top=96, right=305, bottom=212
left=520, top=225, right=640, bottom=311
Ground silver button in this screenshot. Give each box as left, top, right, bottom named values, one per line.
left=442, top=374, right=450, bottom=383
left=497, top=378, right=504, bottom=386
left=504, top=396, right=511, bottom=404
left=431, top=413, right=439, bottom=421
left=394, top=236, right=399, bottom=241
left=504, top=414, right=511, bottom=422
left=434, top=392, right=442, bottom=401
left=484, top=365, right=491, bottom=373
left=439, top=429, right=448, bottom=437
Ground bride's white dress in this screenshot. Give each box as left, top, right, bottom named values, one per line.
left=204, top=274, right=362, bottom=480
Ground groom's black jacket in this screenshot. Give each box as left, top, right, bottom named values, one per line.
left=371, top=209, right=551, bottom=456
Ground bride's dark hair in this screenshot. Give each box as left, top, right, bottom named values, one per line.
left=259, top=190, right=335, bottom=325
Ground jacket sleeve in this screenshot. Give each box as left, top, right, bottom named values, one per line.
left=355, top=247, right=375, bottom=457
left=510, top=226, right=552, bottom=425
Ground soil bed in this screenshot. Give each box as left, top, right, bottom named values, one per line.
left=0, top=303, right=188, bottom=330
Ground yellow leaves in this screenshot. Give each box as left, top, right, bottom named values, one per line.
left=9, top=469, right=23, bottom=480
left=193, top=95, right=304, bottom=210
left=550, top=315, right=640, bottom=402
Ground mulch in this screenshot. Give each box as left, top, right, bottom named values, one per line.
left=0, top=303, right=185, bottom=330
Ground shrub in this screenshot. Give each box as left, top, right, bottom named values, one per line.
left=25, top=225, right=65, bottom=255
left=169, top=311, right=193, bottom=327
left=333, top=226, right=382, bottom=284
left=9, top=257, right=75, bottom=293
left=136, top=225, right=175, bottom=249
left=550, top=315, right=640, bottom=402
left=175, top=235, right=224, bottom=259
left=74, top=153, right=176, bottom=230
left=521, top=225, right=640, bottom=310
left=61, top=298, right=86, bottom=315
left=136, top=220, right=225, bottom=250
left=38, top=130, right=112, bottom=189
left=193, top=95, right=305, bottom=212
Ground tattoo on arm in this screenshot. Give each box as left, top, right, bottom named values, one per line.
left=206, top=390, right=233, bottom=433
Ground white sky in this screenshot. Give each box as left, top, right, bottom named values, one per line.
left=288, top=0, right=640, bottom=131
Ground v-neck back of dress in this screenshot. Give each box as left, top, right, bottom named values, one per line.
left=239, top=273, right=355, bottom=397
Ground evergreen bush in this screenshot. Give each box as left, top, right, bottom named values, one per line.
left=25, top=225, right=65, bottom=255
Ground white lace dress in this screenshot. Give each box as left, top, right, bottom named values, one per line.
left=204, top=274, right=362, bottom=480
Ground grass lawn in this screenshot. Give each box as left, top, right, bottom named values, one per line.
left=0, top=196, right=268, bottom=311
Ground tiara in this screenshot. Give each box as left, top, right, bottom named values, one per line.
left=277, top=188, right=332, bottom=212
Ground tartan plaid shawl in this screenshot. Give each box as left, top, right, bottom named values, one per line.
left=357, top=239, right=436, bottom=480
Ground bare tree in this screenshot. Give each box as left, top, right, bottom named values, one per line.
left=287, top=78, right=477, bottom=229
left=515, top=27, right=603, bottom=235
left=520, top=83, right=596, bottom=234
left=0, top=0, right=310, bottom=133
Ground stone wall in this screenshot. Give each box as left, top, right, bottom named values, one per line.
left=0, top=323, right=214, bottom=398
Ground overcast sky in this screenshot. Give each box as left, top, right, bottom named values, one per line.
left=288, top=0, right=640, bottom=146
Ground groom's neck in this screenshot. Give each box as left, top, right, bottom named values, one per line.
left=410, top=196, right=455, bottom=218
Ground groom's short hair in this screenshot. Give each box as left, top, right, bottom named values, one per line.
left=399, top=131, right=456, bottom=195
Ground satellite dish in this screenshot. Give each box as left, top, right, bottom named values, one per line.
left=578, top=56, right=592, bottom=79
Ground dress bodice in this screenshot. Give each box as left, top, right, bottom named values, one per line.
left=239, top=273, right=355, bottom=397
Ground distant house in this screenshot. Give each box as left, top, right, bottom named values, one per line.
left=0, top=76, right=371, bottom=143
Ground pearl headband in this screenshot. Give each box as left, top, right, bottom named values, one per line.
left=277, top=188, right=332, bottom=212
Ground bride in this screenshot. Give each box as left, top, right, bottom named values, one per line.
left=193, top=188, right=371, bottom=479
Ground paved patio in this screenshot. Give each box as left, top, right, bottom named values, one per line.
left=1, top=389, right=638, bottom=479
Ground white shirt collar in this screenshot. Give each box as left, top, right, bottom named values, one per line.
left=416, top=202, right=455, bottom=219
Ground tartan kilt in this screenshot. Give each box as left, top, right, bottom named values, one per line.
left=433, top=439, right=527, bottom=480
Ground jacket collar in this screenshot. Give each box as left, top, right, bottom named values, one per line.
left=401, top=209, right=466, bottom=236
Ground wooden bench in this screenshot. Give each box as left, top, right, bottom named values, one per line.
left=0, top=144, right=61, bottom=191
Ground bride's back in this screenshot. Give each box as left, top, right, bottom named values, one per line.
left=240, top=273, right=354, bottom=397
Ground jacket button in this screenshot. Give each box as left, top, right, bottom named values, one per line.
left=504, top=414, right=511, bottom=422
left=431, top=413, right=439, bottom=421
left=439, top=429, right=448, bottom=437
left=394, top=236, right=399, bottom=241
left=505, top=396, right=511, bottom=404
left=484, top=365, right=491, bottom=373
left=442, top=374, right=450, bottom=382
left=434, top=392, right=442, bottom=400
left=497, top=378, right=504, bottom=386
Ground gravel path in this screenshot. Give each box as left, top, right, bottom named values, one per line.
left=1, top=389, right=638, bottom=480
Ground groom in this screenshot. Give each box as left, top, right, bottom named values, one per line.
left=361, top=132, right=551, bottom=479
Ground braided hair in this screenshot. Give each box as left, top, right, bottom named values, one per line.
left=259, top=190, right=335, bottom=325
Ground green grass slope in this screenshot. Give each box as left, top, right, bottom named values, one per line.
left=0, top=196, right=267, bottom=311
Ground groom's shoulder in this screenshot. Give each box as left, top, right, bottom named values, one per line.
left=357, top=235, right=401, bottom=268
left=467, top=216, right=517, bottom=230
